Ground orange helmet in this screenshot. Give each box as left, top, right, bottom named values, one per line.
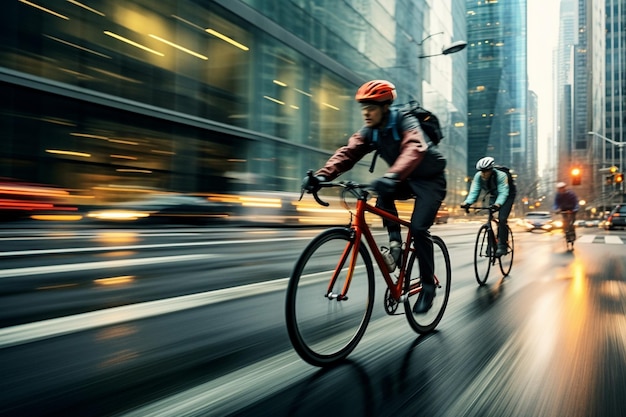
left=355, top=80, right=397, bottom=103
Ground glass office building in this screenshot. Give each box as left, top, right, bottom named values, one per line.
left=1, top=0, right=466, bottom=206
left=466, top=0, right=528, bottom=196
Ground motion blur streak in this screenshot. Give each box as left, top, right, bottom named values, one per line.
left=0, top=277, right=289, bottom=349
left=119, top=316, right=398, bottom=417
left=0, top=254, right=215, bottom=278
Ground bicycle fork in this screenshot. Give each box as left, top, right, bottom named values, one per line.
left=324, top=236, right=360, bottom=301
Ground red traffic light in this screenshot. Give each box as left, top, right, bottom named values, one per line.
left=571, top=168, right=582, bottom=185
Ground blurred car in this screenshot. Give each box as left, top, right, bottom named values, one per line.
left=522, top=211, right=555, bottom=232
left=585, top=219, right=600, bottom=228
left=0, top=177, right=78, bottom=220
left=573, top=219, right=586, bottom=228
left=87, top=194, right=232, bottom=224
left=604, top=204, right=626, bottom=230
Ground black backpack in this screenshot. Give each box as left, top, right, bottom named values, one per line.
left=493, top=165, right=517, bottom=195
left=366, top=104, right=444, bottom=172
left=396, top=100, right=444, bottom=145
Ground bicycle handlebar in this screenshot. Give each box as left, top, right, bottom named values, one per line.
left=461, top=205, right=498, bottom=214
left=300, top=170, right=371, bottom=207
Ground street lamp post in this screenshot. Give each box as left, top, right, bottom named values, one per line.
left=588, top=131, right=625, bottom=203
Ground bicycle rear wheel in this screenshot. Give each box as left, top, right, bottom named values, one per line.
left=404, top=235, right=451, bottom=334
left=474, top=224, right=493, bottom=285
left=498, top=225, right=514, bottom=276
left=285, top=228, right=375, bottom=367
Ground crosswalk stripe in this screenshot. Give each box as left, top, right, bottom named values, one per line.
left=577, top=235, right=595, bottom=243
left=605, top=235, right=624, bottom=244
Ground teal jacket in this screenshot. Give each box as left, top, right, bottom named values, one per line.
left=462, top=169, right=510, bottom=206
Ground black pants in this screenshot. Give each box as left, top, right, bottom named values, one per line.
left=489, top=195, right=514, bottom=247
left=375, top=174, right=447, bottom=285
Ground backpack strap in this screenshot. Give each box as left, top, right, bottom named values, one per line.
left=368, top=110, right=402, bottom=173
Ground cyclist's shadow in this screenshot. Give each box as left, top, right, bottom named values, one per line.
left=474, top=275, right=507, bottom=309
left=286, top=359, right=376, bottom=417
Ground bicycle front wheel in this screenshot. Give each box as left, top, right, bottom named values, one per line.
left=498, top=225, right=514, bottom=276
left=474, top=224, right=493, bottom=285
left=404, top=235, right=451, bottom=334
left=285, top=228, right=375, bottom=367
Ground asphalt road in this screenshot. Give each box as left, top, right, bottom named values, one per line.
left=0, top=221, right=625, bottom=417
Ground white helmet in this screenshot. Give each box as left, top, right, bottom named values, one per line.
left=476, top=156, right=495, bottom=171
left=556, top=182, right=566, bottom=189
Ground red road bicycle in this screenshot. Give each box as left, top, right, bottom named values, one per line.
left=285, top=174, right=451, bottom=367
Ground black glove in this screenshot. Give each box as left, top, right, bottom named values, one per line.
left=371, top=176, right=399, bottom=197
left=490, top=203, right=501, bottom=212
left=460, top=203, right=470, bottom=213
left=302, top=174, right=326, bottom=193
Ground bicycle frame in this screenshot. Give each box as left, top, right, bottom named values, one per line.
left=327, top=196, right=416, bottom=302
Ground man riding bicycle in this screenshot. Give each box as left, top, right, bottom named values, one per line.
left=301, top=79, right=447, bottom=314
left=553, top=182, right=579, bottom=239
left=461, top=157, right=515, bottom=257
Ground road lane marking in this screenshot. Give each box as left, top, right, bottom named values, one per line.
left=0, top=254, right=215, bottom=278
left=0, top=277, right=289, bottom=349
left=576, top=235, right=595, bottom=243
left=0, top=236, right=315, bottom=257
left=605, top=235, right=623, bottom=244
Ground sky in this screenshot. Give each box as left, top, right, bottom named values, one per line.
left=527, top=0, right=561, bottom=174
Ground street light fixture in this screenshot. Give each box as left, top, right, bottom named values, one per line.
left=419, top=40, right=467, bottom=58
left=416, top=32, right=467, bottom=59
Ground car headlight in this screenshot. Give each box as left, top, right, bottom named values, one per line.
left=87, top=210, right=151, bottom=220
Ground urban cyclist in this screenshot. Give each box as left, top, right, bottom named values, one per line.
left=553, top=181, right=579, bottom=239
left=302, top=79, right=447, bottom=314
left=461, top=157, right=515, bottom=257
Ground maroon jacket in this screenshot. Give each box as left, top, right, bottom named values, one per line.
left=316, top=110, right=443, bottom=181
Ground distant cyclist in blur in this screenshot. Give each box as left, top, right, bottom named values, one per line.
left=301, top=79, right=447, bottom=314
left=461, top=156, right=515, bottom=257
left=553, top=182, right=579, bottom=240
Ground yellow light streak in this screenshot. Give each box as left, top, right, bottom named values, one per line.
left=263, top=96, right=284, bottom=105
left=104, top=31, right=164, bottom=56
left=19, top=0, right=68, bottom=19
left=149, top=34, right=208, bottom=60
left=30, top=214, right=83, bottom=221
left=116, top=169, right=152, bottom=173
left=67, top=0, right=105, bottom=16
left=205, top=28, right=249, bottom=51
left=94, top=275, right=135, bottom=286
left=273, top=80, right=287, bottom=87
left=322, top=103, right=340, bottom=111
left=110, top=154, right=138, bottom=160
left=71, top=132, right=109, bottom=140
left=46, top=149, right=91, bottom=157
left=294, top=88, right=312, bottom=97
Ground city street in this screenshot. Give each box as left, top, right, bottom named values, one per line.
left=1, top=221, right=625, bottom=417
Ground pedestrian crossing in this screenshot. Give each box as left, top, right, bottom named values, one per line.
left=576, top=235, right=624, bottom=244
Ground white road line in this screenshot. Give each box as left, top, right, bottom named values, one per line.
left=0, top=277, right=289, bottom=349
left=576, top=235, right=595, bottom=243
left=0, top=236, right=313, bottom=257
left=605, top=235, right=624, bottom=244
left=0, top=254, right=214, bottom=278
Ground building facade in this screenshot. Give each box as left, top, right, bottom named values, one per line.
left=465, top=0, right=530, bottom=213
left=0, top=0, right=467, bottom=207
